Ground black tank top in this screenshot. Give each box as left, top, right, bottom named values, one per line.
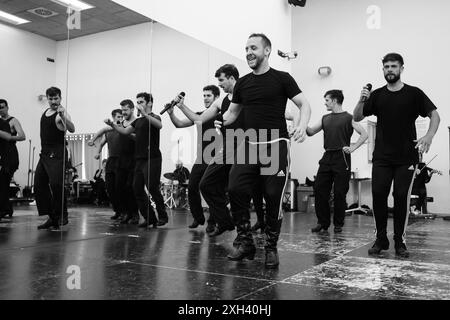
left=6, top=117, right=17, bottom=145
left=105, top=130, right=121, bottom=158
left=322, top=112, right=353, bottom=151
left=40, top=109, right=65, bottom=151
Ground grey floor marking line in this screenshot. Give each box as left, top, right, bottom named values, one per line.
left=124, top=260, right=278, bottom=284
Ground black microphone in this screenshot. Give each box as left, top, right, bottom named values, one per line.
left=160, top=92, right=186, bottom=115
left=361, top=83, right=372, bottom=102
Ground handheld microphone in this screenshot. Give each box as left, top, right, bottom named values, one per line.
left=361, top=83, right=372, bottom=102
left=160, top=92, right=186, bottom=115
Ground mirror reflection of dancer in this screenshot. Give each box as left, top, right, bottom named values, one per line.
left=307, top=90, right=368, bottom=233
left=167, top=86, right=220, bottom=233
left=89, top=109, right=123, bottom=220
left=35, top=87, right=75, bottom=230
left=216, top=34, right=311, bottom=268
left=0, top=99, right=26, bottom=218
left=106, top=93, right=167, bottom=228
left=354, top=53, right=440, bottom=258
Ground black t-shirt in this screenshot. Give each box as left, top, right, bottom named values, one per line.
left=232, top=68, right=301, bottom=141
left=322, top=112, right=353, bottom=151
left=117, top=120, right=135, bottom=158
left=0, top=119, right=11, bottom=167
left=105, top=130, right=121, bottom=158
left=196, top=110, right=216, bottom=164
left=363, top=84, right=437, bottom=165
left=131, top=115, right=162, bottom=160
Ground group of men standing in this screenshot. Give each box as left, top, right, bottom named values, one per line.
left=0, top=33, right=441, bottom=268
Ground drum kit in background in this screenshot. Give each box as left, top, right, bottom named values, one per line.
left=161, top=172, right=189, bottom=209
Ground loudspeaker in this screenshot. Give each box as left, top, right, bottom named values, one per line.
left=288, top=0, right=306, bottom=7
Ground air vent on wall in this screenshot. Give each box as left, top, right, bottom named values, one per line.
left=27, top=7, right=59, bottom=18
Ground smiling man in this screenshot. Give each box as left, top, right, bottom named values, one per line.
left=215, top=33, right=311, bottom=268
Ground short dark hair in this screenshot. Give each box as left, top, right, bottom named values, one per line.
left=215, top=64, right=239, bottom=80
left=120, top=99, right=134, bottom=109
left=0, top=99, right=8, bottom=107
left=203, top=85, right=220, bottom=98
left=136, top=92, right=153, bottom=104
left=324, top=90, right=344, bottom=105
left=46, top=87, right=61, bottom=98
left=249, top=33, right=272, bottom=49
left=382, top=53, right=404, bottom=66
left=111, top=109, right=122, bottom=117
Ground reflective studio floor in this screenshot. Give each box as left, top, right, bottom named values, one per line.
left=0, top=205, right=449, bottom=300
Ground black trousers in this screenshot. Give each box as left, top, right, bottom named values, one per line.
left=189, top=163, right=215, bottom=225
left=313, top=150, right=351, bottom=228
left=34, top=152, right=68, bottom=222
left=200, top=163, right=265, bottom=229
left=372, top=162, right=417, bottom=244
left=228, top=139, right=290, bottom=249
left=116, top=157, right=138, bottom=218
left=105, top=157, right=119, bottom=213
left=133, top=158, right=166, bottom=223
left=0, top=166, right=14, bottom=215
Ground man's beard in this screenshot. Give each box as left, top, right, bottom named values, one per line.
left=385, top=73, right=400, bottom=84
left=248, top=55, right=263, bottom=70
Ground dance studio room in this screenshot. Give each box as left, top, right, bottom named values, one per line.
left=0, top=0, right=449, bottom=302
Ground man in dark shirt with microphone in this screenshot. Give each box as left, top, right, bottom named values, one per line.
left=354, top=53, right=440, bottom=258
left=307, top=90, right=367, bottom=233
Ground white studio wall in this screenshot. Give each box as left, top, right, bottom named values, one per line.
left=112, top=0, right=293, bottom=71
left=290, top=0, right=450, bottom=212
left=0, top=23, right=57, bottom=188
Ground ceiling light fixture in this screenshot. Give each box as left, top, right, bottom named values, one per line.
left=0, top=10, right=30, bottom=25
left=50, top=0, right=95, bottom=11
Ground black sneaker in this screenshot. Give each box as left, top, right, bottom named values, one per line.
left=208, top=224, right=234, bottom=237
left=334, top=226, right=343, bottom=233
left=157, top=219, right=168, bottom=227
left=37, top=218, right=54, bottom=230
left=311, top=224, right=328, bottom=233
left=205, top=222, right=216, bottom=234
left=395, top=243, right=410, bottom=258
left=265, top=249, right=279, bottom=269
left=368, top=238, right=389, bottom=255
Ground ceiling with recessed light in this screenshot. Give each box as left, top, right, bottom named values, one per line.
left=0, top=0, right=152, bottom=41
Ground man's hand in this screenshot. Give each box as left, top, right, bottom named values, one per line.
left=57, top=105, right=66, bottom=118
left=136, top=104, right=146, bottom=116
left=104, top=118, right=114, bottom=127
left=175, top=95, right=184, bottom=108
left=291, top=126, right=307, bottom=143
left=94, top=153, right=100, bottom=160
left=414, top=135, right=433, bottom=153
left=88, top=139, right=95, bottom=147
left=360, top=88, right=371, bottom=102
left=343, top=145, right=355, bottom=154
left=214, top=119, right=223, bottom=131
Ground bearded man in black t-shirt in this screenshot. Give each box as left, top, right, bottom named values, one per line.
left=215, top=34, right=312, bottom=268
left=354, top=53, right=440, bottom=258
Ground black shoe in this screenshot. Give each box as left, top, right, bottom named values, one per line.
left=251, top=221, right=265, bottom=232
left=311, top=224, right=328, bottom=233
left=129, top=216, right=139, bottom=225
left=395, top=243, right=410, bottom=258
left=334, top=226, right=343, bottom=233
left=188, top=220, right=203, bottom=229
left=227, top=245, right=256, bottom=261
left=120, top=215, right=132, bottom=224
left=157, top=219, right=168, bottom=227
left=265, top=249, right=279, bottom=269
left=111, top=212, right=121, bottom=220
left=208, top=225, right=234, bottom=237
left=368, top=238, right=389, bottom=255
left=205, top=222, right=216, bottom=234
left=138, top=220, right=154, bottom=228
left=37, top=218, right=54, bottom=230
left=58, top=218, right=68, bottom=226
